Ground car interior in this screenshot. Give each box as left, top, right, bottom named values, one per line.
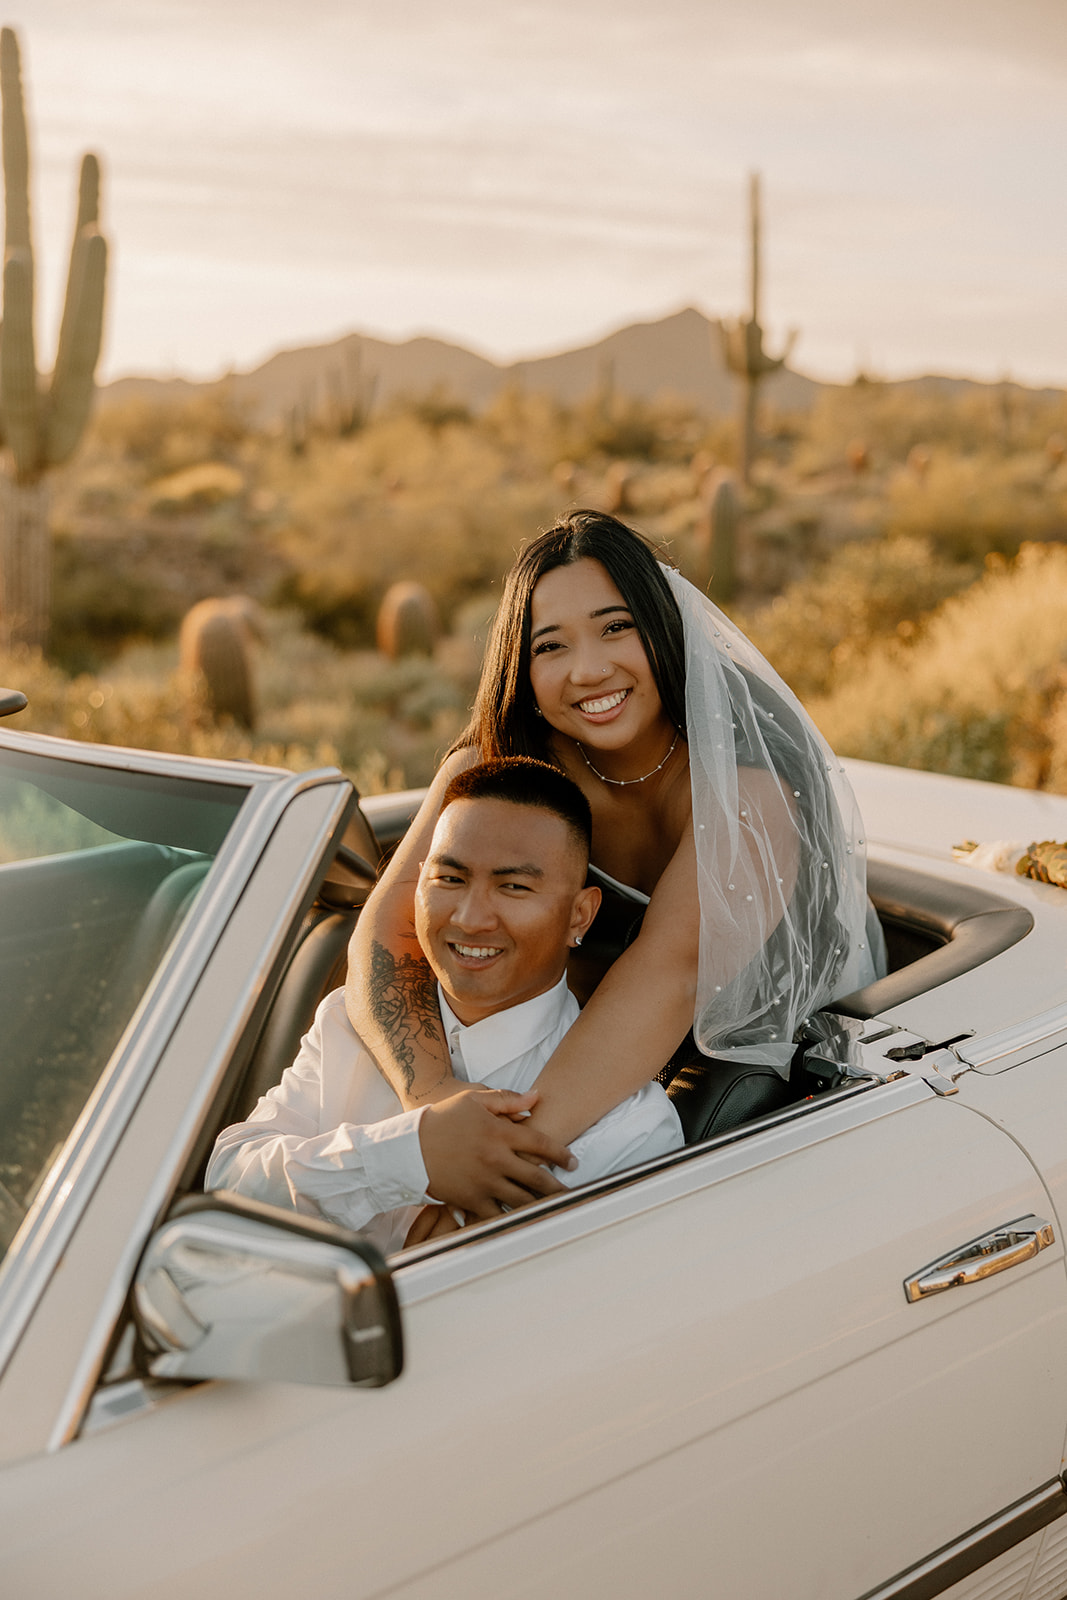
left=193, top=786, right=1036, bottom=1206
left=0, top=753, right=1038, bottom=1256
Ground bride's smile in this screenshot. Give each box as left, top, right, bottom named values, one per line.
left=574, top=686, right=631, bottom=719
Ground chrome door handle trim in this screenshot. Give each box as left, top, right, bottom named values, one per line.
left=904, top=1215, right=1055, bottom=1303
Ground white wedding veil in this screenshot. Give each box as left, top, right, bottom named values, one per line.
left=663, top=566, right=885, bottom=1074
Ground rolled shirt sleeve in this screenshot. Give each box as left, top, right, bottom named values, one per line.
left=561, top=1083, right=682, bottom=1187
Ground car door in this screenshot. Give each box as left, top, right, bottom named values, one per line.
left=3, top=1064, right=1066, bottom=1600
left=380, top=1073, right=1067, bottom=1600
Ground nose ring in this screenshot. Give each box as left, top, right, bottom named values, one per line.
left=602, top=667, right=609, bottom=674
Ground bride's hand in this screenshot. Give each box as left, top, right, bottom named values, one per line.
left=418, top=1085, right=575, bottom=1219
left=404, top=1204, right=463, bottom=1247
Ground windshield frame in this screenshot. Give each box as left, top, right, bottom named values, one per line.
left=0, top=729, right=339, bottom=1375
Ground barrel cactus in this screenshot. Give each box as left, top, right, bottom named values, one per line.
left=179, top=597, right=261, bottom=731
left=0, top=28, right=109, bottom=651
left=376, top=582, right=440, bottom=660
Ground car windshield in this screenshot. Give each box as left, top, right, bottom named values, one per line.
left=0, top=746, right=248, bottom=1261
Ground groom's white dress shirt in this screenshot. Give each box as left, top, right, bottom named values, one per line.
left=207, top=974, right=682, bottom=1255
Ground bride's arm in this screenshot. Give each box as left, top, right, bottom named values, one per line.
left=344, top=748, right=476, bottom=1106
left=525, top=827, right=700, bottom=1144
left=528, top=764, right=800, bottom=1145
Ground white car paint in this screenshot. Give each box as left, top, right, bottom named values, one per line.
left=3, top=744, right=1067, bottom=1600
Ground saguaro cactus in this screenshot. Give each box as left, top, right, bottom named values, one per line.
left=694, top=471, right=741, bottom=604
left=707, top=474, right=740, bottom=604
left=0, top=27, right=108, bottom=651
left=719, top=173, right=795, bottom=487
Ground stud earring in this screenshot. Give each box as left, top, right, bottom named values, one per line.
left=534, top=707, right=543, bottom=717
left=573, top=933, right=583, bottom=947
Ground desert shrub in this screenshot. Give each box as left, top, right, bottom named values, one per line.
left=400, top=386, right=473, bottom=432
left=480, top=386, right=570, bottom=470
left=884, top=453, right=1067, bottom=562
left=0, top=645, right=345, bottom=777
left=351, top=655, right=465, bottom=726
left=740, top=537, right=979, bottom=699
left=265, top=390, right=721, bottom=653
left=480, top=383, right=707, bottom=469
left=795, top=380, right=1067, bottom=473
left=561, top=389, right=702, bottom=463
left=49, top=520, right=286, bottom=675
left=146, top=461, right=245, bottom=516
left=69, top=461, right=134, bottom=517
left=0, top=605, right=475, bottom=794
left=50, top=532, right=183, bottom=672
left=1046, top=686, right=1067, bottom=793
left=810, top=543, right=1067, bottom=786
left=268, top=413, right=559, bottom=644
left=251, top=617, right=468, bottom=787
left=565, top=391, right=662, bottom=461
left=90, top=389, right=252, bottom=480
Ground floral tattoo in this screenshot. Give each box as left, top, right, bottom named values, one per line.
left=367, top=940, right=447, bottom=1095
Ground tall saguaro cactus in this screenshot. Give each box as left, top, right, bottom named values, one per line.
left=719, top=173, right=795, bottom=486
left=0, top=27, right=108, bottom=651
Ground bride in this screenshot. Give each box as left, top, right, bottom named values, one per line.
left=345, top=510, right=885, bottom=1219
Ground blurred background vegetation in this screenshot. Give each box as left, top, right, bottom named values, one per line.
left=5, top=369, right=1067, bottom=796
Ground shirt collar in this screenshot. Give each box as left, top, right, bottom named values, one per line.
left=438, top=973, right=572, bottom=1083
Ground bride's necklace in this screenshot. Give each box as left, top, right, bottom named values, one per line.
left=577, top=729, right=680, bottom=787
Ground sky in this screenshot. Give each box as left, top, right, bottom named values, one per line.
left=19, top=0, right=1067, bottom=387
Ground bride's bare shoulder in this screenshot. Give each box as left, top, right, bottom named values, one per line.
left=438, top=744, right=482, bottom=782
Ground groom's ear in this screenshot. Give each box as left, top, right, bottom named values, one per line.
left=569, top=884, right=601, bottom=948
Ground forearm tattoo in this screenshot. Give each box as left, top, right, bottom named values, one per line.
left=367, top=939, right=447, bottom=1095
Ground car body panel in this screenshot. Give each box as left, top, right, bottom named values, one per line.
left=954, top=1043, right=1067, bottom=1329
left=3, top=738, right=1067, bottom=1599
left=3, top=1078, right=1067, bottom=1600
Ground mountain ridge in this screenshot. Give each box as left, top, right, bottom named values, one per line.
left=99, top=306, right=1063, bottom=425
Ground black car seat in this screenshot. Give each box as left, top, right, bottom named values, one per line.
left=228, top=808, right=380, bottom=1121
left=663, top=1040, right=792, bottom=1143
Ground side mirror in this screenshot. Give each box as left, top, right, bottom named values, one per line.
left=133, top=1193, right=403, bottom=1388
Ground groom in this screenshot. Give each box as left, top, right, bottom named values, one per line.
left=208, top=758, right=682, bottom=1253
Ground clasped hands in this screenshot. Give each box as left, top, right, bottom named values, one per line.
left=404, top=1083, right=574, bottom=1247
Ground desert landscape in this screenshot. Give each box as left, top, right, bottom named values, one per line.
left=3, top=305, right=1064, bottom=799
left=2, top=7, right=1066, bottom=803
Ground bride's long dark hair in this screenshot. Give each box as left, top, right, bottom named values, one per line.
left=452, top=510, right=688, bottom=761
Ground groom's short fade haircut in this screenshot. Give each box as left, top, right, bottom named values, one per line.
left=441, top=757, right=592, bottom=858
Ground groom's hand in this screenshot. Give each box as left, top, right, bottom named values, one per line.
left=418, top=1086, right=575, bottom=1219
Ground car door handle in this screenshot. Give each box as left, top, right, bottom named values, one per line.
left=904, top=1215, right=1055, bottom=1303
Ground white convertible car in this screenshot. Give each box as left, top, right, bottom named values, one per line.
left=3, top=697, right=1067, bottom=1600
